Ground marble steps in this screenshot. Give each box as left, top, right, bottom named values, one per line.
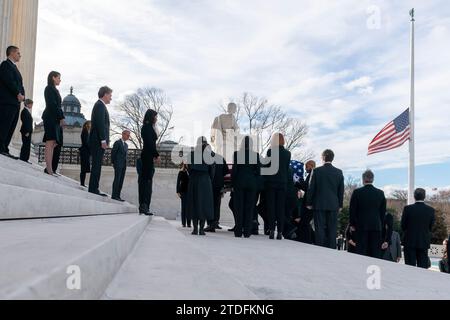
left=0, top=214, right=150, bottom=299
left=103, top=217, right=258, bottom=300
left=0, top=183, right=137, bottom=220
left=105, top=217, right=450, bottom=300
left=1, top=154, right=87, bottom=190
left=0, top=164, right=135, bottom=208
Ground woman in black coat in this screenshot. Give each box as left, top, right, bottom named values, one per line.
left=79, top=121, right=91, bottom=187
left=187, top=137, right=215, bottom=236
left=42, top=71, right=65, bottom=175
left=231, top=136, right=261, bottom=238
left=139, top=109, right=160, bottom=215
left=264, top=133, right=292, bottom=240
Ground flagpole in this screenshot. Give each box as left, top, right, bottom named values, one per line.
left=408, top=8, right=416, bottom=205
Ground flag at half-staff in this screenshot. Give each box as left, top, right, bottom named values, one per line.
left=368, top=109, right=411, bottom=155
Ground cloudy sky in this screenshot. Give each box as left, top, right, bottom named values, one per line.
left=32, top=0, right=450, bottom=192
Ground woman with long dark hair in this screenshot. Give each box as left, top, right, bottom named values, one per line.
left=42, top=71, right=64, bottom=176
left=79, top=121, right=91, bottom=187
left=139, top=109, right=160, bottom=215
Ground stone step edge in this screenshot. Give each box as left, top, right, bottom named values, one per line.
left=0, top=166, right=134, bottom=206
left=5, top=216, right=151, bottom=300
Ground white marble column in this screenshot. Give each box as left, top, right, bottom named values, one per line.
left=0, top=0, right=39, bottom=149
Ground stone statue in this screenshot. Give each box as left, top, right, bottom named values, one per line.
left=211, top=103, right=240, bottom=163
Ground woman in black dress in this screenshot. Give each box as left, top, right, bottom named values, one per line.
left=79, top=121, right=91, bottom=187
left=187, top=137, right=215, bottom=236
left=139, top=109, right=160, bottom=215
left=42, top=71, right=65, bottom=175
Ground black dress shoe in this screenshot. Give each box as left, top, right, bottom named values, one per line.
left=112, top=197, right=125, bottom=202
left=199, top=230, right=206, bottom=236
left=269, top=231, right=275, bottom=240
left=228, top=227, right=236, bottom=232
left=98, top=193, right=108, bottom=197
left=277, top=233, right=283, bottom=240
left=216, top=225, right=223, bottom=230
left=192, top=229, right=199, bottom=235
left=204, top=226, right=215, bottom=233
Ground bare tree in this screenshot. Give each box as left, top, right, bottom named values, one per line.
left=112, top=87, right=174, bottom=149
left=391, top=189, right=408, bottom=201
left=219, top=92, right=313, bottom=159
left=344, top=176, right=362, bottom=206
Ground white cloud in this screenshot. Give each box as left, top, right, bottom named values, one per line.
left=31, top=0, right=450, bottom=187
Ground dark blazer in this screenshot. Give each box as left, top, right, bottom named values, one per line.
left=231, top=150, right=261, bottom=190
left=212, top=153, right=229, bottom=191
left=42, top=86, right=64, bottom=122
left=111, top=139, right=128, bottom=169
left=20, top=108, right=33, bottom=134
left=80, top=130, right=90, bottom=152
left=349, top=185, right=387, bottom=232
left=177, top=170, right=189, bottom=194
left=264, top=146, right=292, bottom=190
left=298, top=172, right=312, bottom=220
left=89, top=100, right=110, bottom=148
left=401, top=202, right=435, bottom=249
left=141, top=124, right=159, bottom=163
left=0, top=59, right=24, bottom=106
left=306, top=163, right=344, bottom=211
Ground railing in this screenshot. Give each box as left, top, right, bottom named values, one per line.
left=37, top=145, right=179, bottom=169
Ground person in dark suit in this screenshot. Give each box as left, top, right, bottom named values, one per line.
left=264, top=133, right=292, bottom=240
left=306, top=149, right=344, bottom=249
left=139, top=109, right=160, bottom=215
left=401, top=188, right=436, bottom=269
left=79, top=121, right=91, bottom=187
left=19, top=99, right=33, bottom=163
left=205, top=152, right=230, bottom=232
left=383, top=214, right=402, bottom=263
left=0, top=46, right=25, bottom=159
left=349, top=170, right=386, bottom=259
left=177, top=163, right=191, bottom=228
left=231, top=136, right=261, bottom=238
left=284, top=167, right=300, bottom=240
left=345, top=224, right=358, bottom=254
left=42, top=71, right=65, bottom=175
left=88, top=86, right=112, bottom=196
left=187, top=137, right=215, bottom=236
left=295, top=160, right=316, bottom=244
left=111, top=130, right=130, bottom=202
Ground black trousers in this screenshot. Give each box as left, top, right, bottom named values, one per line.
left=266, top=187, right=286, bottom=234
left=20, top=133, right=32, bottom=162
left=234, top=188, right=257, bottom=237
left=314, top=210, right=338, bottom=249
left=112, top=165, right=127, bottom=199
left=138, top=166, right=155, bottom=211
left=404, top=247, right=429, bottom=269
left=208, top=188, right=222, bottom=227
left=180, top=193, right=191, bottom=226
left=0, top=104, right=19, bottom=153
left=88, top=146, right=105, bottom=194
left=357, top=231, right=382, bottom=258
left=297, top=208, right=314, bottom=244
left=53, top=143, right=62, bottom=172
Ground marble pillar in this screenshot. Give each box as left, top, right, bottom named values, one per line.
left=0, top=0, right=39, bottom=149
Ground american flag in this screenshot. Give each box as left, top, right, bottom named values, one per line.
left=290, top=160, right=305, bottom=183
left=368, top=109, right=411, bottom=155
